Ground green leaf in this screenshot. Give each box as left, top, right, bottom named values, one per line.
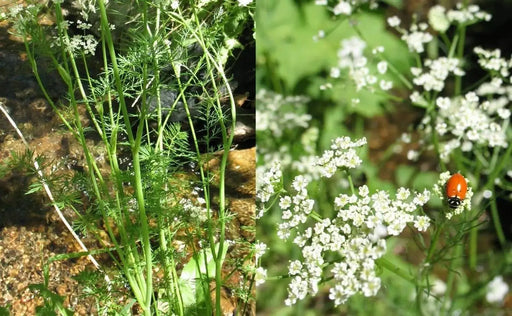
left=257, top=0, right=338, bottom=90
left=34, top=306, right=57, bottom=316
left=179, top=241, right=228, bottom=308
left=119, top=299, right=137, bottom=315
left=56, top=64, right=72, bottom=87
left=25, top=182, right=43, bottom=195
left=0, top=306, right=10, bottom=316
left=395, top=165, right=416, bottom=187
left=380, top=0, right=403, bottom=9
left=29, top=283, right=73, bottom=316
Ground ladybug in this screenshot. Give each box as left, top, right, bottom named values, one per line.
left=445, top=173, right=468, bottom=209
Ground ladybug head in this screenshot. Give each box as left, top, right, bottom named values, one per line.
left=448, top=196, right=462, bottom=209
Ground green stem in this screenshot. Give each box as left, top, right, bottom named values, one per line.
left=468, top=216, right=478, bottom=270
left=428, top=106, right=446, bottom=172
left=490, top=194, right=506, bottom=247
left=170, top=6, right=238, bottom=314
left=467, top=173, right=481, bottom=271
left=376, top=257, right=419, bottom=285
left=97, top=0, right=152, bottom=313
left=386, top=58, right=413, bottom=90
left=441, top=241, right=464, bottom=314
left=426, top=221, right=444, bottom=263
left=414, top=219, right=446, bottom=313
left=454, top=25, right=466, bottom=96
left=346, top=172, right=356, bottom=195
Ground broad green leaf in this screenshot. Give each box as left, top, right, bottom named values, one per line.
left=179, top=241, right=228, bottom=309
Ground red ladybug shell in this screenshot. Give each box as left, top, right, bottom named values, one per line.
left=446, top=173, right=467, bottom=209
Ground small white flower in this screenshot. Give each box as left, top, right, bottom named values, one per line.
left=289, top=260, right=303, bottom=275
left=359, top=185, right=369, bottom=197
left=431, top=279, right=447, bottom=295
left=292, top=175, right=309, bottom=192
left=320, top=83, right=333, bottom=90
left=330, top=67, right=341, bottom=78
left=313, top=30, right=326, bottom=41
left=414, top=216, right=430, bottom=231
left=238, top=0, right=253, bottom=6
left=387, top=16, right=401, bottom=27
left=377, top=61, right=388, bottom=74
left=380, top=80, right=393, bottom=91
left=410, top=67, right=423, bottom=77
left=361, top=277, right=381, bottom=297
left=486, top=276, right=509, bottom=304
left=402, top=30, right=433, bottom=53
left=401, top=133, right=412, bottom=143
left=76, top=20, right=92, bottom=30
left=429, top=5, right=450, bottom=32
left=280, top=196, right=292, bottom=209
left=255, top=267, right=267, bottom=286
left=372, top=46, right=385, bottom=54
left=436, top=122, right=448, bottom=135
left=333, top=1, right=352, bottom=15
left=436, top=97, right=451, bottom=110
left=498, top=108, right=511, bottom=119
left=407, top=150, right=419, bottom=161
left=396, top=188, right=411, bottom=200
left=254, top=242, right=268, bottom=261
left=483, top=190, right=493, bottom=199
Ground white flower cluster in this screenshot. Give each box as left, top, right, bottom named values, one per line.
left=1, top=4, right=25, bottom=18
left=411, top=57, right=465, bottom=92
left=254, top=241, right=267, bottom=262
left=474, top=47, right=512, bottom=78
left=254, top=241, right=268, bottom=286
left=390, top=4, right=490, bottom=53
left=256, top=90, right=311, bottom=138
left=254, top=267, right=267, bottom=287
left=275, top=137, right=366, bottom=240
left=277, top=175, right=316, bottom=240
left=402, top=24, right=432, bottom=54
left=180, top=188, right=209, bottom=223
left=256, top=90, right=325, bottom=182
left=315, top=0, right=378, bottom=16
left=332, top=37, right=393, bottom=91
left=337, top=36, right=367, bottom=69
left=486, top=275, right=509, bottom=304
left=1, top=3, right=42, bottom=35
left=427, top=91, right=509, bottom=160
left=427, top=4, right=491, bottom=33
left=387, top=17, right=432, bottom=54
left=433, top=172, right=473, bottom=218
left=256, top=160, right=282, bottom=204
left=67, top=34, right=99, bottom=56
left=316, top=136, right=367, bottom=177
left=445, top=3, right=491, bottom=24
left=475, top=77, right=512, bottom=96
left=428, top=5, right=450, bottom=32
left=274, top=137, right=431, bottom=306
left=280, top=181, right=431, bottom=306
left=237, top=0, right=253, bottom=6
left=256, top=159, right=283, bottom=219
left=72, top=0, right=98, bottom=20
left=46, top=18, right=99, bottom=56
